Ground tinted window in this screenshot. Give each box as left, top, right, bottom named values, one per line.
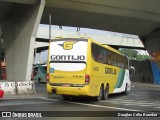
left=91, top=43, right=128, bottom=69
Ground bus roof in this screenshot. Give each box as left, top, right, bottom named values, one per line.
left=51, top=37, right=88, bottom=41
left=51, top=37, right=122, bottom=56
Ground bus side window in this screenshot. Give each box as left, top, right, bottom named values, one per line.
left=121, top=58, right=126, bottom=68
left=92, top=44, right=98, bottom=61
left=118, top=56, right=123, bottom=68
left=92, top=43, right=105, bottom=63
left=106, top=52, right=112, bottom=64
left=117, top=56, right=120, bottom=66
left=97, top=48, right=106, bottom=63
left=111, top=53, right=117, bottom=66
left=114, top=54, right=118, bottom=66
left=124, top=58, right=128, bottom=69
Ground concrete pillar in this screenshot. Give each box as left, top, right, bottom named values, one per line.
left=145, top=37, right=160, bottom=53
left=141, top=29, right=160, bottom=53
left=1, top=0, right=45, bottom=81
left=141, top=29, right=160, bottom=84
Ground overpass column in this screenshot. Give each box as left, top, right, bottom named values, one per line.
left=141, top=29, right=160, bottom=85
left=1, top=0, right=45, bottom=81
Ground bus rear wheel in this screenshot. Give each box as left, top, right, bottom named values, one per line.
left=95, top=86, right=103, bottom=102
left=102, top=85, right=109, bottom=100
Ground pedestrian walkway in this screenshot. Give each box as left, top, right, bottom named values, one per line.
left=131, top=81, right=160, bottom=88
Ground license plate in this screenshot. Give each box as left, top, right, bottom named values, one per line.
left=63, top=84, right=70, bottom=87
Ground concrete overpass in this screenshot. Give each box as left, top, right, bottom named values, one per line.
left=36, top=25, right=144, bottom=49
left=0, top=0, right=160, bottom=81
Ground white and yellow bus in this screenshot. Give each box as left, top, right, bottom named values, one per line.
left=46, top=37, right=131, bottom=101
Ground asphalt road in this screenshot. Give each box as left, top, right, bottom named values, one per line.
left=0, top=83, right=160, bottom=120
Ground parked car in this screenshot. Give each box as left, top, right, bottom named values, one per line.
left=0, top=85, right=4, bottom=98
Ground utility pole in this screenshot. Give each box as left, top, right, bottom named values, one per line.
left=49, top=14, right=52, bottom=43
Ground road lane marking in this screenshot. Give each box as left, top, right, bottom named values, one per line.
left=38, top=97, right=61, bottom=102
left=5, top=97, right=142, bottom=111
left=0, top=101, right=54, bottom=107
left=135, top=91, right=160, bottom=95
left=3, top=97, right=160, bottom=111
left=110, top=99, right=135, bottom=102
left=124, top=104, right=160, bottom=106
left=101, top=100, right=148, bottom=104
left=154, top=106, right=160, bottom=109
left=101, top=99, right=160, bottom=108
left=125, top=102, right=160, bottom=105
left=39, top=97, right=160, bottom=111
left=38, top=97, right=142, bottom=111
left=138, top=104, right=160, bottom=107
left=63, top=101, right=142, bottom=111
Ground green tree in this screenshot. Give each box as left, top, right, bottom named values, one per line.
left=119, top=48, right=150, bottom=61
left=119, top=48, right=138, bottom=60
left=136, top=54, right=151, bottom=61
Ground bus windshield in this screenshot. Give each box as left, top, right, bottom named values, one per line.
left=49, top=38, right=88, bottom=71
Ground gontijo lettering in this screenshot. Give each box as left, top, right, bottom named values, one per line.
left=50, top=55, right=85, bottom=61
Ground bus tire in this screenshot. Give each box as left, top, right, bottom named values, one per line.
left=95, top=85, right=103, bottom=102
left=102, top=85, right=109, bottom=100
left=38, top=78, right=41, bottom=83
